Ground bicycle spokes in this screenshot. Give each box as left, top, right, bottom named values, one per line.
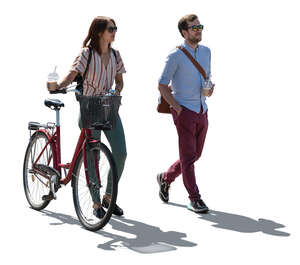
left=24, top=132, right=54, bottom=209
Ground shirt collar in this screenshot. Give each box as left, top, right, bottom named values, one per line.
left=182, top=40, right=198, bottom=53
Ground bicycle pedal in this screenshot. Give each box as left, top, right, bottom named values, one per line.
left=42, top=192, right=55, bottom=201
left=55, top=183, right=61, bottom=192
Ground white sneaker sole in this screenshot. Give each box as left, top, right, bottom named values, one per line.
left=187, top=203, right=209, bottom=213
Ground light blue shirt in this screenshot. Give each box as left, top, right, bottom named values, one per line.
left=158, top=41, right=211, bottom=114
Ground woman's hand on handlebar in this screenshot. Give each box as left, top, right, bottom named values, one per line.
left=47, top=82, right=67, bottom=94
left=47, top=71, right=78, bottom=93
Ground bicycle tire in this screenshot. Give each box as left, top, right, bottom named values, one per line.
left=72, top=143, right=118, bottom=231
left=23, top=131, right=53, bottom=210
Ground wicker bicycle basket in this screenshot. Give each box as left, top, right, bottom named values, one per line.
left=77, top=95, right=122, bottom=129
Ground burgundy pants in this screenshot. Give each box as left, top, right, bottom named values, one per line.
left=163, top=106, right=208, bottom=202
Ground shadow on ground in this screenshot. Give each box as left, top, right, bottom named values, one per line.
left=168, top=202, right=290, bottom=237
left=95, top=216, right=197, bottom=253
left=40, top=209, right=197, bottom=254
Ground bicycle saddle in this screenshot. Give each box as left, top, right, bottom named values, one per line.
left=44, top=98, right=65, bottom=110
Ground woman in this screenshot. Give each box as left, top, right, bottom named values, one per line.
left=48, top=16, right=127, bottom=217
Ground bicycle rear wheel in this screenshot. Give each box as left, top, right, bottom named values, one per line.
left=72, top=143, right=118, bottom=231
left=23, top=131, right=53, bottom=210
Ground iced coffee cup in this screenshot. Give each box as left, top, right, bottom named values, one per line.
left=47, top=81, right=58, bottom=91
left=202, top=86, right=211, bottom=96
left=202, top=79, right=212, bottom=96
left=47, top=66, right=59, bottom=91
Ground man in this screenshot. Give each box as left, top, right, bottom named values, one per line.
left=157, top=14, right=214, bottom=213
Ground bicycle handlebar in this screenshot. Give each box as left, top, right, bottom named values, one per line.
left=49, top=87, right=119, bottom=96
left=49, top=86, right=80, bottom=95
left=50, top=89, right=67, bottom=94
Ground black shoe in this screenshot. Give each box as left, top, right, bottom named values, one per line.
left=187, top=199, right=209, bottom=213
left=157, top=173, right=170, bottom=203
left=102, top=198, right=124, bottom=216
left=93, top=206, right=106, bottom=219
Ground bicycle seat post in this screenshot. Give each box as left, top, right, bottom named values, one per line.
left=55, top=107, right=62, bottom=176
left=56, top=108, right=60, bottom=127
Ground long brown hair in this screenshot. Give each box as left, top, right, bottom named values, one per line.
left=83, top=16, right=116, bottom=55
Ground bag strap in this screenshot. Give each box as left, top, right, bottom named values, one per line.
left=111, top=48, right=118, bottom=63
left=76, top=46, right=93, bottom=96
left=177, top=46, right=207, bottom=80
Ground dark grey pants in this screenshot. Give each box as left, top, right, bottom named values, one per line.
left=79, top=113, right=127, bottom=203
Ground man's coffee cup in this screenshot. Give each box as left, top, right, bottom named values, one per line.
left=202, top=86, right=211, bottom=96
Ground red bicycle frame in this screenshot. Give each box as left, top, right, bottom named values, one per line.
left=33, top=124, right=100, bottom=187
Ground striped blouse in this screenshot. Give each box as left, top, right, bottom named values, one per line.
left=71, top=47, right=126, bottom=96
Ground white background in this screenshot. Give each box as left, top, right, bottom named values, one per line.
left=0, top=0, right=299, bottom=263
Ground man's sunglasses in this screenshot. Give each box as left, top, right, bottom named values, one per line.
left=107, top=26, right=118, bottom=33
left=188, top=24, right=204, bottom=32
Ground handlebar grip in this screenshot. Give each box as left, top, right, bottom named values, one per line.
left=49, top=89, right=67, bottom=94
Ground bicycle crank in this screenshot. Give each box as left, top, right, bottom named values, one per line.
left=34, top=164, right=61, bottom=201
left=41, top=174, right=59, bottom=201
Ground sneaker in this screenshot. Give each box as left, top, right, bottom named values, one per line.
left=102, top=197, right=124, bottom=216
left=187, top=199, right=209, bottom=213
left=93, top=206, right=106, bottom=219
left=157, top=173, right=170, bottom=203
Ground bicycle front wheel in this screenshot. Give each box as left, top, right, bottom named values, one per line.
left=72, top=143, right=118, bottom=231
left=23, top=131, right=53, bottom=210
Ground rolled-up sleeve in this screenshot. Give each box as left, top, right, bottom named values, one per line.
left=70, top=48, right=90, bottom=74
left=207, top=48, right=211, bottom=78
left=158, top=50, right=178, bottom=85
left=116, top=50, right=126, bottom=74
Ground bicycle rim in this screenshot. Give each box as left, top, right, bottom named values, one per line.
left=23, top=131, right=52, bottom=210
left=73, top=143, right=118, bottom=231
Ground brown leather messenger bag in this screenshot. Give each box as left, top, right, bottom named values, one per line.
left=157, top=46, right=208, bottom=113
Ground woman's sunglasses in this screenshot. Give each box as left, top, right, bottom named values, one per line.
left=188, top=24, right=204, bottom=32
left=107, top=26, right=118, bottom=33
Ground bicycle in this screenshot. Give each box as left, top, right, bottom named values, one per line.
left=23, top=87, right=121, bottom=231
